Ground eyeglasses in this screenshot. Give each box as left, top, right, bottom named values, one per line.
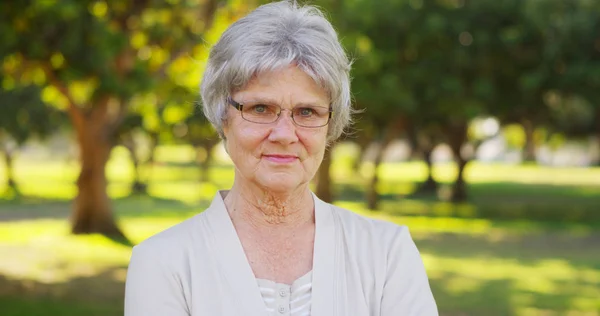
left=227, top=97, right=333, bottom=128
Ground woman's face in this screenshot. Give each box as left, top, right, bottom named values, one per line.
left=223, top=65, right=329, bottom=194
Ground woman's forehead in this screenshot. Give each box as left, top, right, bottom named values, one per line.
left=235, top=67, right=329, bottom=106
left=249, top=66, right=318, bottom=87
left=238, top=94, right=326, bottom=107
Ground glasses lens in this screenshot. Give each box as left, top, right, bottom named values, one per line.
left=238, top=102, right=331, bottom=127
left=241, top=104, right=279, bottom=124
left=292, top=106, right=331, bottom=127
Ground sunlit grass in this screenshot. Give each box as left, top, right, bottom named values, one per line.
left=1, top=211, right=598, bottom=315
left=425, top=254, right=600, bottom=314
left=0, top=214, right=197, bottom=294
left=337, top=200, right=494, bottom=235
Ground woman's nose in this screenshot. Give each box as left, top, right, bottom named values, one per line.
left=268, top=110, right=299, bottom=144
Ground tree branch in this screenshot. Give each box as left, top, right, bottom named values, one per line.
left=42, top=65, right=86, bottom=134
left=201, top=0, right=220, bottom=32
left=107, top=98, right=130, bottom=133
left=114, top=0, right=152, bottom=31
left=90, top=96, right=125, bottom=142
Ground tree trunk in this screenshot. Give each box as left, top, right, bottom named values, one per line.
left=147, top=132, right=159, bottom=165
left=352, top=134, right=373, bottom=173
left=144, top=131, right=159, bottom=185
left=366, top=141, right=385, bottom=210
left=196, top=141, right=216, bottom=183
left=366, top=118, right=407, bottom=210
left=451, top=157, right=468, bottom=202
left=2, top=149, right=19, bottom=196
left=366, top=136, right=396, bottom=210
left=410, top=127, right=440, bottom=195
left=522, top=119, right=537, bottom=163
left=315, top=148, right=333, bottom=203
left=596, top=108, right=600, bottom=166
left=446, top=122, right=469, bottom=202
left=71, top=111, right=126, bottom=240
left=417, top=146, right=439, bottom=194
left=405, top=124, right=420, bottom=160
left=122, top=132, right=147, bottom=195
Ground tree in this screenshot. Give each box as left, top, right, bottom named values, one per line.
left=117, top=113, right=148, bottom=194
left=0, top=0, right=222, bottom=238
left=332, top=0, right=497, bottom=202
left=314, top=148, right=334, bottom=203
left=549, top=0, right=600, bottom=156
left=0, top=80, right=64, bottom=196
left=185, top=112, right=221, bottom=183
left=406, top=121, right=444, bottom=195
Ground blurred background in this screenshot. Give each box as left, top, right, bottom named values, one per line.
left=0, top=0, right=599, bottom=315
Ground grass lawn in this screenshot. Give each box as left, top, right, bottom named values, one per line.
left=0, top=144, right=599, bottom=316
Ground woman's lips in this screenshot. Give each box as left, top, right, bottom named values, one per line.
left=263, top=154, right=298, bottom=163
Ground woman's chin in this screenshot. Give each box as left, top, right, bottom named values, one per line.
left=256, top=175, right=304, bottom=194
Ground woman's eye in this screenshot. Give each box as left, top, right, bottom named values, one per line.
left=299, top=108, right=314, bottom=116
left=253, top=104, right=268, bottom=113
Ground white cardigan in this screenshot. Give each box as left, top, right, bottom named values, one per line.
left=125, top=191, right=438, bottom=316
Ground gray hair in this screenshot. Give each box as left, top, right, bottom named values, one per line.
left=200, top=0, right=353, bottom=143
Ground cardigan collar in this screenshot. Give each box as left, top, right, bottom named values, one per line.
left=203, top=190, right=336, bottom=316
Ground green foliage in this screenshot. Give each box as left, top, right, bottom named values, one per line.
left=0, top=0, right=229, bottom=122
left=2, top=0, right=597, bottom=149
left=0, top=81, right=64, bottom=145
left=313, top=0, right=600, bottom=147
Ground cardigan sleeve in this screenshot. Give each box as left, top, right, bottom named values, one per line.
left=380, top=227, right=438, bottom=316
left=125, top=244, right=190, bottom=316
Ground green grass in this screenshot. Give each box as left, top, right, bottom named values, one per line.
left=0, top=144, right=599, bottom=316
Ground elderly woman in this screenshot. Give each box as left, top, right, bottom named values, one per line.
left=125, top=1, right=437, bottom=315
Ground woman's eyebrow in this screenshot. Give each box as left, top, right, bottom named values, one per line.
left=242, top=97, right=325, bottom=108
left=240, top=96, right=279, bottom=104
left=294, top=102, right=326, bottom=108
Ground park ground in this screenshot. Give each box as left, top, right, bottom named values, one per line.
left=0, top=144, right=599, bottom=316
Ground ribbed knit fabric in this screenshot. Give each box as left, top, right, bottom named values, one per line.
left=257, top=271, right=312, bottom=316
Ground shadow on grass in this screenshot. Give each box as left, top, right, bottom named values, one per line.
left=1, top=262, right=595, bottom=316
left=103, top=233, right=135, bottom=248
left=0, top=196, right=72, bottom=221
left=0, top=267, right=126, bottom=316
left=421, top=232, right=600, bottom=315
left=0, top=193, right=209, bottom=223
left=113, top=194, right=210, bottom=219
left=430, top=275, right=515, bottom=316
left=430, top=272, right=599, bottom=315
left=334, top=181, right=600, bottom=226
left=413, top=232, right=600, bottom=269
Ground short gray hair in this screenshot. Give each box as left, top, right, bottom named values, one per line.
left=200, top=0, right=353, bottom=143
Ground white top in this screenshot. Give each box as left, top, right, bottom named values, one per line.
left=257, top=271, right=312, bottom=316
left=125, top=190, right=438, bottom=316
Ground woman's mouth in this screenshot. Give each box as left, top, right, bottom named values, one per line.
left=263, top=154, right=298, bottom=164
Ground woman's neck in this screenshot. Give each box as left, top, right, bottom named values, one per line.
left=223, top=180, right=315, bottom=231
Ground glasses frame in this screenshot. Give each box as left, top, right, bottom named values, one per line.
left=227, top=97, right=333, bottom=128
